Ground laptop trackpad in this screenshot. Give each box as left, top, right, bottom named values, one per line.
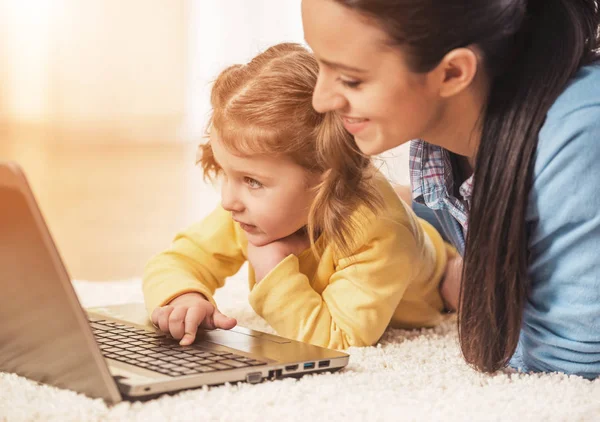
left=197, top=328, right=289, bottom=354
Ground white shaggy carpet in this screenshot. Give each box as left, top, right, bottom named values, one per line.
left=1, top=269, right=599, bottom=422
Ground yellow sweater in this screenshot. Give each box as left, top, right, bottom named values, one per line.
left=143, top=176, right=454, bottom=350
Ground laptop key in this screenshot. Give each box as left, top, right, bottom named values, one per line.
left=166, top=372, right=182, bottom=377
left=145, top=333, right=165, bottom=338
left=151, top=353, right=171, bottom=359
left=173, top=353, right=191, bottom=359
left=185, top=350, right=212, bottom=357
left=220, top=359, right=250, bottom=368
left=129, top=354, right=149, bottom=361
left=208, top=363, right=233, bottom=370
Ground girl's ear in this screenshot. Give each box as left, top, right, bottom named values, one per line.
left=305, top=170, right=326, bottom=189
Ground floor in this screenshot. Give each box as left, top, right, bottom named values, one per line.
left=0, top=123, right=220, bottom=280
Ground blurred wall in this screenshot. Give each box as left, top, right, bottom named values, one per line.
left=0, top=0, right=186, bottom=143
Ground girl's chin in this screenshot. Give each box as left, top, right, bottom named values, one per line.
left=246, top=233, right=273, bottom=247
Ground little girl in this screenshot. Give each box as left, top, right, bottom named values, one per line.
left=143, top=43, right=456, bottom=350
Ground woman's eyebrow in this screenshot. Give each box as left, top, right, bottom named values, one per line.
left=319, top=58, right=368, bottom=74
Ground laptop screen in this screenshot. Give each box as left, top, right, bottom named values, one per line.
left=0, top=184, right=119, bottom=402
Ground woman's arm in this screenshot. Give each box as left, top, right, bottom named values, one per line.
left=513, top=103, right=600, bottom=378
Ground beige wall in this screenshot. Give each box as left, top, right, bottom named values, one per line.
left=0, top=0, right=187, bottom=143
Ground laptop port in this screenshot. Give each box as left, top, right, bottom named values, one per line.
left=267, top=369, right=283, bottom=380
left=246, top=372, right=263, bottom=384
left=318, top=360, right=330, bottom=368
left=303, top=362, right=315, bottom=370
left=285, top=364, right=298, bottom=372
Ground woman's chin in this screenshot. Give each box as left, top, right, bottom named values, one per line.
left=355, top=132, right=409, bottom=156
left=354, top=133, right=386, bottom=156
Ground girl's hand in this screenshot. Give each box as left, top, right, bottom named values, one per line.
left=150, top=292, right=237, bottom=346
left=247, top=229, right=311, bottom=282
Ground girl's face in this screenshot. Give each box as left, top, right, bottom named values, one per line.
left=210, top=132, right=319, bottom=247
left=301, top=0, right=443, bottom=155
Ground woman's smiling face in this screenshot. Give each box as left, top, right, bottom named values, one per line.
left=302, top=0, right=444, bottom=155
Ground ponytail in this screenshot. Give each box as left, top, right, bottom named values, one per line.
left=308, top=112, right=383, bottom=257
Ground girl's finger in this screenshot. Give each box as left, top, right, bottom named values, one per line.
left=157, top=306, right=174, bottom=333
left=180, top=306, right=206, bottom=346
left=212, top=309, right=237, bottom=330
left=167, top=306, right=188, bottom=340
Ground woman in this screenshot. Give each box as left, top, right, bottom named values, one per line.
left=301, top=0, right=600, bottom=379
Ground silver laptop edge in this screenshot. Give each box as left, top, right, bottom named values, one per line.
left=0, top=161, right=349, bottom=403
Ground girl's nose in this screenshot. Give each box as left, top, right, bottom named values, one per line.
left=220, top=182, right=244, bottom=213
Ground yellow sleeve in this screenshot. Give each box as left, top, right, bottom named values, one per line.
left=142, top=206, right=246, bottom=316
left=248, top=216, right=431, bottom=350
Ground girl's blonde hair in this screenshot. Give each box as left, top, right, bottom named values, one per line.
left=199, top=42, right=382, bottom=256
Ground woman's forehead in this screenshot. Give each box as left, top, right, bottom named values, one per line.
left=302, top=0, right=390, bottom=67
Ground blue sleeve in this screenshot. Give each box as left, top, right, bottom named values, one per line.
left=510, top=104, right=600, bottom=379
left=412, top=201, right=446, bottom=240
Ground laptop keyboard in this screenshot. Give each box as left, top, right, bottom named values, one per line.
left=90, top=319, right=267, bottom=377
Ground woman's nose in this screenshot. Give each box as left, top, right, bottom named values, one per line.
left=312, top=73, right=347, bottom=113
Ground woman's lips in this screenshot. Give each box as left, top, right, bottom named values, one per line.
left=341, top=116, right=369, bottom=135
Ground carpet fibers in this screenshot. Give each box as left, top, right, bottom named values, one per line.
left=1, top=273, right=599, bottom=422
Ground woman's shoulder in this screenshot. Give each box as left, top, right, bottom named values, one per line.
left=534, top=63, right=600, bottom=179
left=546, top=63, right=600, bottom=121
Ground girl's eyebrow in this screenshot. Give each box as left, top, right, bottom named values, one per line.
left=212, top=149, right=275, bottom=181
left=239, top=169, right=275, bottom=181
left=222, top=164, right=275, bottom=182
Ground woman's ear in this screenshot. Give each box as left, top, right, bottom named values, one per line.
left=432, top=47, right=480, bottom=98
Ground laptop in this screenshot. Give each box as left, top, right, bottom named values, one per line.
left=0, top=161, right=349, bottom=403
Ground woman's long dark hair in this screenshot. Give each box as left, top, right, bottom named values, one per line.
left=335, top=0, right=600, bottom=372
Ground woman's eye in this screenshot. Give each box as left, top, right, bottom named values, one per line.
left=340, top=78, right=362, bottom=89
left=244, top=177, right=263, bottom=188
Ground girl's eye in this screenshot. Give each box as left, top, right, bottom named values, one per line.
left=340, top=78, right=362, bottom=89
left=244, top=177, right=263, bottom=189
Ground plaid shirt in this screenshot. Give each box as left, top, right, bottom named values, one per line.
left=409, top=140, right=473, bottom=233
